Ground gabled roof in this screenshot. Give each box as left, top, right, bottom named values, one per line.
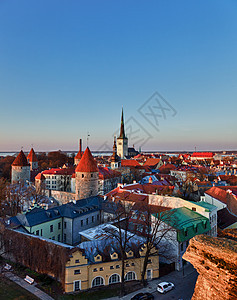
left=143, top=158, right=161, bottom=167
left=121, top=159, right=141, bottom=167
left=12, top=196, right=101, bottom=227
left=75, top=147, right=98, bottom=173
left=98, top=166, right=121, bottom=179
left=35, top=173, right=45, bottom=180
left=205, top=186, right=228, bottom=203
left=12, top=150, right=29, bottom=167
left=27, top=148, right=37, bottom=162
left=41, top=168, right=74, bottom=176
left=158, top=163, right=177, bottom=172
left=78, top=227, right=145, bottom=263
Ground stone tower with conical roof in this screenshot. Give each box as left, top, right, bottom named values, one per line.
left=11, top=150, right=31, bottom=184
left=74, top=139, right=83, bottom=165
left=117, top=108, right=128, bottom=158
left=27, top=148, right=38, bottom=171
left=75, top=147, right=99, bottom=199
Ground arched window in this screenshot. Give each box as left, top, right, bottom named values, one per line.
left=109, top=274, right=120, bottom=284
left=125, top=271, right=136, bottom=281
left=92, top=276, right=104, bottom=287
left=82, top=174, right=84, bottom=178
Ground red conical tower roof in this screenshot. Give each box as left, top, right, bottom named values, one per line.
left=27, top=148, right=37, bottom=162
left=75, top=147, right=98, bottom=173
left=12, top=150, right=29, bottom=167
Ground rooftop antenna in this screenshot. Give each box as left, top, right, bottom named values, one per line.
left=87, top=132, right=90, bottom=147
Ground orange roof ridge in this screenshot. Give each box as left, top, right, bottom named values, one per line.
left=75, top=147, right=98, bottom=173
left=12, top=150, right=29, bottom=167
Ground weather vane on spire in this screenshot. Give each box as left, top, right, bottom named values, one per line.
left=87, top=132, right=90, bottom=147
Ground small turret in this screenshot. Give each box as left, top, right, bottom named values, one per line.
left=27, top=148, right=38, bottom=171
left=74, top=139, right=83, bottom=165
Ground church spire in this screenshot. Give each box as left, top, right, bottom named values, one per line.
left=119, top=107, right=126, bottom=138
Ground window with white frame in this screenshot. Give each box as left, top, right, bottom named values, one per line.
left=125, top=271, right=136, bottom=281
left=74, top=280, right=81, bottom=291
left=92, top=276, right=104, bottom=287
left=109, top=274, right=120, bottom=284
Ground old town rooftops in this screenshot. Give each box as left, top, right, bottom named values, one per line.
left=10, top=196, right=101, bottom=227
left=40, top=168, right=75, bottom=176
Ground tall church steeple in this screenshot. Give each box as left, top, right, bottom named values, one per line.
left=117, top=108, right=128, bottom=158
left=119, top=107, right=126, bottom=139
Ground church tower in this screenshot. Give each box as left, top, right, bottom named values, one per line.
left=111, top=136, right=121, bottom=169
left=117, top=108, right=128, bottom=158
left=75, top=147, right=99, bottom=200
left=11, top=150, right=31, bottom=184
left=27, top=148, right=38, bottom=171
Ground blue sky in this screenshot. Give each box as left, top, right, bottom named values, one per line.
left=0, top=0, right=236, bottom=152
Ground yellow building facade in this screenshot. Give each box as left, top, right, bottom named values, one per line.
left=65, top=245, right=159, bottom=293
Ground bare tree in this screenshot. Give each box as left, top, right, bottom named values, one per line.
left=130, top=202, right=178, bottom=287
left=0, top=178, right=7, bottom=217
left=104, top=199, right=135, bottom=297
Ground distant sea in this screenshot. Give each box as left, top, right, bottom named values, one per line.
left=0, top=151, right=113, bottom=157
left=0, top=152, right=16, bottom=157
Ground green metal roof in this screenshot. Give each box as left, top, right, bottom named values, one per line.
left=154, top=207, right=211, bottom=242
left=188, top=201, right=217, bottom=212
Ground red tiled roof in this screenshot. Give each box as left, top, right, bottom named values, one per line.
left=159, top=163, right=177, bottom=172
left=75, top=150, right=83, bottom=160
left=191, top=152, right=214, bottom=158
left=106, top=186, right=148, bottom=203
left=35, top=173, right=45, bottom=180
left=121, top=159, right=141, bottom=167
left=75, top=147, right=98, bottom=173
left=205, top=186, right=228, bottom=203
left=12, top=150, right=29, bottom=167
left=143, top=158, right=161, bottom=167
left=98, top=166, right=121, bottom=179
left=27, top=148, right=37, bottom=162
left=41, top=168, right=75, bottom=176
left=133, top=154, right=142, bottom=159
